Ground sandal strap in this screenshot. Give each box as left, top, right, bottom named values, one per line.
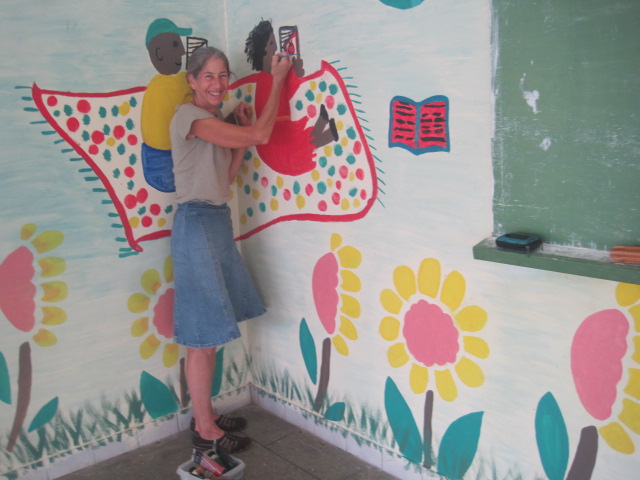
left=215, top=415, right=247, bottom=432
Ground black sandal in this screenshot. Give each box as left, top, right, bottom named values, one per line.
left=192, top=430, right=252, bottom=453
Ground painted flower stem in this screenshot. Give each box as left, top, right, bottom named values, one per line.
left=7, top=342, right=32, bottom=452
left=566, top=425, right=598, bottom=480
left=179, top=357, right=188, bottom=407
left=423, top=389, right=434, bottom=468
left=313, top=337, right=332, bottom=412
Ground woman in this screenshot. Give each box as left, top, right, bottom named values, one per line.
left=169, top=46, right=291, bottom=453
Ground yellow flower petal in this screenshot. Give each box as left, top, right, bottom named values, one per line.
left=388, top=342, right=410, bottom=368
left=141, top=269, right=161, bottom=295
left=128, top=292, right=151, bottom=314
left=417, top=258, right=441, bottom=298
left=599, top=422, right=635, bottom=454
left=340, top=270, right=361, bottom=293
left=38, top=257, right=66, bottom=277
left=163, top=343, right=180, bottom=367
left=20, top=223, right=37, bottom=241
left=33, top=328, right=57, bottom=347
left=619, top=398, right=640, bottom=434
left=616, top=282, right=640, bottom=307
left=164, top=256, right=174, bottom=283
left=340, top=294, right=361, bottom=318
left=409, top=363, right=429, bottom=394
left=394, top=266, right=417, bottom=301
left=330, top=233, right=343, bottom=251
left=380, top=316, right=400, bottom=341
left=463, top=336, right=490, bottom=359
left=31, top=230, right=64, bottom=254
left=131, top=317, right=149, bottom=337
left=633, top=336, right=640, bottom=365
left=435, top=369, right=458, bottom=402
left=624, top=368, right=640, bottom=400
left=140, top=334, right=161, bottom=359
left=381, top=289, right=403, bottom=315
left=456, top=306, right=488, bottom=332
left=41, top=306, right=67, bottom=326
left=456, top=357, right=485, bottom=388
left=41, top=281, right=68, bottom=302
left=630, top=305, right=640, bottom=332
left=441, top=270, right=465, bottom=312
left=332, top=335, right=349, bottom=356
left=339, top=316, right=358, bottom=341
left=337, top=245, right=362, bottom=269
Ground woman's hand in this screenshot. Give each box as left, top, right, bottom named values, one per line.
left=234, top=103, right=253, bottom=126
left=270, top=53, right=292, bottom=82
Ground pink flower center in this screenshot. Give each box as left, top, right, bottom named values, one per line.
left=312, top=253, right=339, bottom=335
left=0, top=246, right=36, bottom=332
left=153, top=288, right=175, bottom=339
left=403, top=299, right=459, bottom=367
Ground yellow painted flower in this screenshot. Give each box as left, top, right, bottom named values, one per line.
left=128, top=256, right=179, bottom=367
left=572, top=282, right=640, bottom=454
left=379, top=258, right=489, bottom=401
left=0, top=223, right=68, bottom=347
left=311, top=233, right=362, bottom=355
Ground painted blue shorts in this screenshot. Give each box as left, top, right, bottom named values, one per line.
left=171, top=202, right=266, bottom=348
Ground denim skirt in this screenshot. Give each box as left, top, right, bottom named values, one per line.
left=171, top=202, right=266, bottom=348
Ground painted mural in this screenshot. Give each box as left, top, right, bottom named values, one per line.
left=1, top=1, right=639, bottom=480
left=28, top=17, right=378, bottom=256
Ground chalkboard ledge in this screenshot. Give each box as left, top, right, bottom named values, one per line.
left=473, top=237, right=640, bottom=285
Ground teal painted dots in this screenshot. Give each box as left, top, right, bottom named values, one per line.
left=126, top=119, right=134, bottom=130
left=317, top=181, right=327, bottom=194
left=252, top=172, right=259, bottom=182
left=318, top=156, right=328, bottom=168
left=347, top=154, right=356, bottom=165
left=235, top=90, right=242, bottom=99
left=103, top=124, right=111, bottom=135
left=319, top=81, right=327, bottom=92
left=327, top=165, right=336, bottom=176
left=129, top=97, right=137, bottom=107
left=243, top=150, right=252, bottom=160
left=64, top=105, right=73, bottom=116
left=82, top=131, right=90, bottom=141
left=334, top=144, right=343, bottom=156
left=53, top=110, right=60, bottom=117
left=337, top=104, right=347, bottom=115
left=117, top=143, right=126, bottom=155
left=244, top=184, right=251, bottom=195
left=271, top=185, right=278, bottom=196
left=305, top=89, right=315, bottom=101
left=104, top=150, right=112, bottom=161
left=295, top=100, right=304, bottom=111
left=246, top=207, right=254, bottom=218
left=244, top=95, right=253, bottom=103
left=329, top=84, right=338, bottom=95
left=259, top=202, right=266, bottom=213
left=113, top=168, right=120, bottom=178
left=82, top=114, right=90, bottom=125
left=129, top=153, right=137, bottom=166
left=111, top=105, right=119, bottom=116
left=99, top=107, right=107, bottom=118
left=293, top=181, right=301, bottom=195
left=349, top=188, right=358, bottom=197
left=346, top=127, right=356, bottom=140
left=127, top=180, right=134, bottom=190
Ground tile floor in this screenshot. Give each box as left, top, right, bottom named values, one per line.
left=55, top=404, right=399, bottom=480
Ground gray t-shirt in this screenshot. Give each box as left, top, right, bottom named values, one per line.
left=170, top=103, right=232, bottom=205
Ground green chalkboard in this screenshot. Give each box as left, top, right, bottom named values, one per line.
left=492, top=0, right=640, bottom=251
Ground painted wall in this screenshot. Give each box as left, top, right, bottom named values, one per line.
left=1, top=1, right=638, bottom=480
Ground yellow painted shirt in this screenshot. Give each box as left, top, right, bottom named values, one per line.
left=141, top=72, right=192, bottom=150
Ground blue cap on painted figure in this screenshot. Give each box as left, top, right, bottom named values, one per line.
left=146, top=18, right=193, bottom=47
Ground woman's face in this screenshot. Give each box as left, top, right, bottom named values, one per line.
left=262, top=33, right=277, bottom=73
left=189, top=56, right=229, bottom=114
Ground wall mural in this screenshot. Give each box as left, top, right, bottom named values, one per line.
left=27, top=18, right=379, bottom=256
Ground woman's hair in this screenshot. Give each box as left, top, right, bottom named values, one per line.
left=244, top=19, right=273, bottom=72
left=186, top=46, right=231, bottom=80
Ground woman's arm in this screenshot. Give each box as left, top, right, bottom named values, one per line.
left=189, top=54, right=291, bottom=149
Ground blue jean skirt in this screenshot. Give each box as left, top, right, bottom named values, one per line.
left=171, top=202, right=266, bottom=348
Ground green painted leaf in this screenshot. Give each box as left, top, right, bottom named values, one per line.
left=437, top=411, right=484, bottom=479
left=384, top=377, right=422, bottom=462
left=324, top=402, right=346, bottom=421
left=140, top=371, right=178, bottom=419
left=536, top=392, right=569, bottom=480
left=211, top=347, right=225, bottom=397
left=28, top=397, right=59, bottom=432
left=299, top=318, right=318, bottom=384
left=0, top=352, right=10, bottom=404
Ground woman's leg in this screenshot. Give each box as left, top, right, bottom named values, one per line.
left=186, top=346, right=225, bottom=440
